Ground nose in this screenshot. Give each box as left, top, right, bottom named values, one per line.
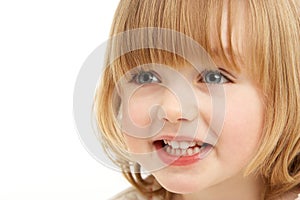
left=157, top=88, right=198, bottom=124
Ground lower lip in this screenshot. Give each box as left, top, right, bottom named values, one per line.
left=154, top=142, right=213, bottom=166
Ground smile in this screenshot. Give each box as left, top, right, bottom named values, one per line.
left=163, top=140, right=209, bottom=156
left=153, top=138, right=213, bottom=166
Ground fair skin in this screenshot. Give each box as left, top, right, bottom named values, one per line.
left=121, top=62, right=265, bottom=200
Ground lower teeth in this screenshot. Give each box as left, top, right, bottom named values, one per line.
left=165, top=145, right=206, bottom=156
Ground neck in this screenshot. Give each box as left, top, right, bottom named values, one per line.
left=173, top=172, right=265, bottom=200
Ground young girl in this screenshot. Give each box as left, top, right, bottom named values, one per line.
left=94, top=0, right=300, bottom=199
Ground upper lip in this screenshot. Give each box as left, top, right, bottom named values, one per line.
left=152, top=135, right=212, bottom=145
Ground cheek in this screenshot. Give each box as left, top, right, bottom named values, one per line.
left=124, top=87, right=161, bottom=127
left=127, top=100, right=151, bottom=126
left=217, top=88, right=264, bottom=164
left=123, top=135, right=146, bottom=153
left=122, top=92, right=158, bottom=153
left=122, top=99, right=152, bottom=152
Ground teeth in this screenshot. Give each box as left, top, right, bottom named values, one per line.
left=197, top=141, right=203, bottom=146
left=171, top=149, right=176, bottom=155
left=166, top=146, right=171, bottom=154
left=187, top=148, right=193, bottom=156
left=179, top=141, right=190, bottom=149
left=194, top=146, right=201, bottom=154
left=164, top=140, right=203, bottom=149
left=190, top=141, right=196, bottom=147
left=170, top=141, right=180, bottom=148
left=175, top=149, right=181, bottom=156
left=162, top=139, right=210, bottom=156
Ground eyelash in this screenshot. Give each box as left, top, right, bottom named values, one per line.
left=130, top=69, right=232, bottom=85
left=130, top=70, right=161, bottom=84
left=198, top=70, right=232, bottom=84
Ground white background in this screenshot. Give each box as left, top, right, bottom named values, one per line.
left=0, top=0, right=130, bottom=199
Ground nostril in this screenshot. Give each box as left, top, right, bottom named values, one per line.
left=157, top=104, right=197, bottom=124
left=163, top=116, right=188, bottom=124
left=157, top=107, right=184, bottom=123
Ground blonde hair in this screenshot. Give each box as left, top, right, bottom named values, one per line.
left=94, top=0, right=300, bottom=199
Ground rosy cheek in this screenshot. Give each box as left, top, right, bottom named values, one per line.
left=217, top=89, right=264, bottom=161
left=127, top=99, right=152, bottom=127
left=124, top=86, right=162, bottom=127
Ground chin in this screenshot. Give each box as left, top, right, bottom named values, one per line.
left=153, top=173, right=206, bottom=194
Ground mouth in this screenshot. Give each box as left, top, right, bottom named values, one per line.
left=153, top=138, right=213, bottom=166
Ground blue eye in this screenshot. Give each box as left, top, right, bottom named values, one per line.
left=200, top=70, right=230, bottom=84
left=132, top=71, right=161, bottom=84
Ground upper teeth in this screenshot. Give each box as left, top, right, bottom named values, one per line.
left=163, top=140, right=203, bottom=149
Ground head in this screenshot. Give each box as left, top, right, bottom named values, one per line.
left=94, top=0, right=300, bottom=199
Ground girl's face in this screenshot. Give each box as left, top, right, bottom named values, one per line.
left=116, top=1, right=266, bottom=196
left=119, top=57, right=265, bottom=194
